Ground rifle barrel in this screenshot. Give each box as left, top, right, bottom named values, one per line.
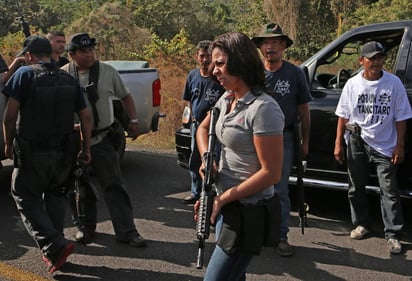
left=195, top=107, right=220, bottom=269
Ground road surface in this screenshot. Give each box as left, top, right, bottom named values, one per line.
left=0, top=148, right=411, bottom=280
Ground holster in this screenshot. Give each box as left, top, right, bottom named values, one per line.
left=217, top=202, right=242, bottom=255
left=107, top=121, right=124, bottom=151
left=13, top=135, right=31, bottom=169
left=345, top=123, right=361, bottom=137
left=345, top=123, right=363, bottom=147
left=217, top=194, right=281, bottom=255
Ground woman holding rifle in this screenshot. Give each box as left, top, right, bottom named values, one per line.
left=196, top=32, right=284, bottom=281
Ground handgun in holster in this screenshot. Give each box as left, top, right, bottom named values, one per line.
left=345, top=123, right=361, bottom=137
left=345, top=123, right=363, bottom=147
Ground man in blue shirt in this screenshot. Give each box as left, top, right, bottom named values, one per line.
left=252, top=23, right=312, bottom=256
left=181, top=40, right=224, bottom=204
left=2, top=35, right=91, bottom=273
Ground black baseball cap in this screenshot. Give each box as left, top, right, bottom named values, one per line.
left=361, top=41, right=386, bottom=58
left=66, top=33, right=97, bottom=52
left=16, top=35, right=52, bottom=57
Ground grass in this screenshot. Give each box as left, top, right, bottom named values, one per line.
left=129, top=59, right=188, bottom=152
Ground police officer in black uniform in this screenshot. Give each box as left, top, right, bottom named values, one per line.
left=2, top=35, right=92, bottom=274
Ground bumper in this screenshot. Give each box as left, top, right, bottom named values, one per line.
left=175, top=127, right=191, bottom=169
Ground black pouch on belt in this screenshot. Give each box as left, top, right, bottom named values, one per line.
left=262, top=193, right=281, bottom=247
left=241, top=203, right=266, bottom=255
left=241, top=194, right=281, bottom=254
left=217, top=202, right=242, bottom=255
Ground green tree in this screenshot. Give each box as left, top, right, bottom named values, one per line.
left=0, top=0, right=41, bottom=36
left=345, top=0, right=412, bottom=29
left=65, top=2, right=151, bottom=60
left=131, top=0, right=199, bottom=40
left=330, top=0, right=371, bottom=35
left=263, top=0, right=336, bottom=60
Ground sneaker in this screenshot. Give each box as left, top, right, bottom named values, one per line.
left=350, top=225, right=369, bottom=240
left=42, top=242, right=75, bottom=273
left=387, top=238, right=402, bottom=254
left=181, top=195, right=197, bottom=205
left=276, top=240, right=293, bottom=257
left=75, top=229, right=96, bottom=244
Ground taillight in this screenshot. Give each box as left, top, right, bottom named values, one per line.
left=152, top=79, right=161, bottom=107
left=182, top=106, right=191, bottom=124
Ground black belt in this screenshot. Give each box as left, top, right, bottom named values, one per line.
left=92, top=125, right=112, bottom=137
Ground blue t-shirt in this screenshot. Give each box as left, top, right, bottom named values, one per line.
left=265, top=61, right=312, bottom=130
left=182, top=69, right=224, bottom=122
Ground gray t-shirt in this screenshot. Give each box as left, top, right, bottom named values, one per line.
left=214, top=90, right=284, bottom=204
left=62, top=61, right=129, bottom=145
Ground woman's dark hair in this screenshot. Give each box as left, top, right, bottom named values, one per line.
left=209, top=32, right=265, bottom=95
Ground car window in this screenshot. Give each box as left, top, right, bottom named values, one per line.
left=313, top=31, right=404, bottom=90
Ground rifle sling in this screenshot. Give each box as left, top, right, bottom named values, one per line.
left=88, top=61, right=100, bottom=129
left=69, top=61, right=100, bottom=129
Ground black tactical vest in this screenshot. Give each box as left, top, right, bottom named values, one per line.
left=19, top=64, right=79, bottom=144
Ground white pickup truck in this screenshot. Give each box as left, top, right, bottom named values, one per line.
left=0, top=60, right=163, bottom=161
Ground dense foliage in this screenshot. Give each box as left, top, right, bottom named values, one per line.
left=1, top=0, right=411, bottom=62
left=1, top=0, right=411, bottom=148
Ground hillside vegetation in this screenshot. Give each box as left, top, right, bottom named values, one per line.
left=1, top=0, right=411, bottom=150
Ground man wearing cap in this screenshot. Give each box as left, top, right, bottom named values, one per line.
left=62, top=33, right=146, bottom=247
left=2, top=35, right=92, bottom=273
left=334, top=41, right=412, bottom=254
left=252, top=23, right=312, bottom=257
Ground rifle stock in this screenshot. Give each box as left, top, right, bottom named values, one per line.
left=294, top=120, right=308, bottom=235
left=196, top=107, right=219, bottom=269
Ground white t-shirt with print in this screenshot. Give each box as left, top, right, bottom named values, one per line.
left=335, top=70, right=412, bottom=157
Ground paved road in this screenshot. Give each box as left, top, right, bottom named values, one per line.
left=0, top=148, right=411, bottom=281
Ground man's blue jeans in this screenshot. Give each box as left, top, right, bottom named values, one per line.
left=273, top=130, right=294, bottom=241
left=346, top=134, right=403, bottom=240
left=203, top=214, right=253, bottom=281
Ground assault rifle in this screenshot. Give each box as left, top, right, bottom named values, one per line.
left=73, top=161, right=89, bottom=233
left=196, top=107, right=219, bottom=269
left=16, top=15, right=30, bottom=37
left=72, top=160, right=100, bottom=236
left=294, top=119, right=308, bottom=234
left=15, top=0, right=30, bottom=37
